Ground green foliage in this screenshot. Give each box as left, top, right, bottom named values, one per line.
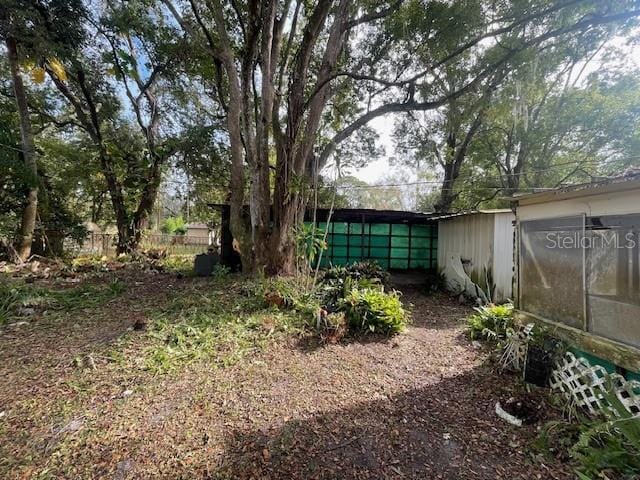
left=145, top=281, right=306, bottom=373
left=534, top=380, right=640, bottom=479
left=160, top=255, right=199, bottom=276
left=570, top=383, right=640, bottom=479
left=295, top=223, right=327, bottom=266
left=533, top=420, right=583, bottom=462
left=0, top=281, right=32, bottom=325
left=341, top=288, right=408, bottom=335
left=260, top=276, right=322, bottom=322
left=319, top=261, right=388, bottom=311
left=0, top=277, right=124, bottom=325
left=161, top=216, right=187, bottom=235
left=467, top=302, right=514, bottom=341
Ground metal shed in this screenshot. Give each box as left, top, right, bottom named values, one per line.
left=212, top=205, right=438, bottom=271
left=513, top=173, right=640, bottom=374
left=434, top=210, right=515, bottom=303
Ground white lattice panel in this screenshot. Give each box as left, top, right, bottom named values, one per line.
left=550, top=352, right=640, bottom=417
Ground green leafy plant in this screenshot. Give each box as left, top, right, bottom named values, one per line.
left=161, top=216, right=187, bottom=235
left=160, top=254, right=194, bottom=274
left=317, top=311, right=348, bottom=344
left=0, top=281, right=31, bottom=325
left=319, top=261, right=389, bottom=311
left=295, top=223, right=327, bottom=265
left=212, top=264, right=231, bottom=279
left=341, top=288, right=408, bottom=335
left=535, top=379, right=640, bottom=479
left=467, top=302, right=514, bottom=340
left=570, top=381, right=640, bottom=479
left=322, top=261, right=390, bottom=286
left=260, top=276, right=321, bottom=322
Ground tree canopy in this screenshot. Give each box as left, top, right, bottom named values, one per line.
left=1, top=0, right=640, bottom=270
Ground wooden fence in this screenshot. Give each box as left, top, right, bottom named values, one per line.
left=71, top=233, right=212, bottom=257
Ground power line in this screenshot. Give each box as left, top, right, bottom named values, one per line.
left=336, top=181, right=559, bottom=191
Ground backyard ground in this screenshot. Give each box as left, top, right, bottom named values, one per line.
left=0, top=264, right=573, bottom=479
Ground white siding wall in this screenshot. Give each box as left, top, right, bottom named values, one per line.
left=438, top=212, right=515, bottom=302
left=492, top=213, right=515, bottom=302
left=518, top=188, right=640, bottom=220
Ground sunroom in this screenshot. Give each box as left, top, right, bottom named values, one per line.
left=514, top=173, right=640, bottom=376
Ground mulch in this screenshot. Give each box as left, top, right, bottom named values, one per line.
left=0, top=272, right=573, bottom=479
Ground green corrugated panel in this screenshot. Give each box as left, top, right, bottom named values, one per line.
left=569, top=348, right=616, bottom=374
left=370, top=247, right=389, bottom=257
left=333, top=222, right=348, bottom=233
left=412, top=225, right=432, bottom=237
left=391, top=258, right=408, bottom=268
left=391, top=237, right=409, bottom=248
left=410, top=258, right=431, bottom=268
left=411, top=237, right=431, bottom=248
left=332, top=234, right=348, bottom=246
left=626, top=371, right=640, bottom=382
left=349, top=223, right=363, bottom=234
left=370, top=224, right=390, bottom=235
left=349, top=235, right=363, bottom=247
left=332, top=257, right=348, bottom=265
left=333, top=246, right=347, bottom=256
left=369, top=236, right=389, bottom=247
left=390, top=247, right=408, bottom=259
left=392, top=224, right=410, bottom=236
left=411, top=248, right=430, bottom=258
left=305, top=219, right=438, bottom=270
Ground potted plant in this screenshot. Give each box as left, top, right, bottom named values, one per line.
left=523, top=330, right=564, bottom=387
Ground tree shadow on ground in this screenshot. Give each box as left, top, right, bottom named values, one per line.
left=212, top=364, right=570, bottom=480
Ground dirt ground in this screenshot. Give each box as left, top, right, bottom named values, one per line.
left=0, top=269, right=573, bottom=479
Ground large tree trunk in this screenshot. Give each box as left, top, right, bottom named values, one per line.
left=435, top=164, right=458, bottom=213
left=6, top=37, right=38, bottom=262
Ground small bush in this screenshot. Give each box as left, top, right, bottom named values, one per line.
left=322, top=261, right=390, bottom=285
left=0, top=281, right=30, bottom=325
left=467, top=302, right=514, bottom=340
left=161, top=255, right=193, bottom=274
left=571, top=384, right=640, bottom=479
left=319, top=261, right=388, bottom=311
left=534, top=379, right=640, bottom=479
left=317, top=311, right=348, bottom=344
left=260, top=276, right=321, bottom=321
left=341, top=288, right=408, bottom=335
left=161, top=216, right=187, bottom=235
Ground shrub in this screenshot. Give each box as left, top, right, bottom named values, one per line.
left=317, top=311, right=348, bottom=344
left=341, top=288, right=408, bottom=335
left=322, top=261, right=390, bottom=285
left=467, top=302, right=514, bottom=340
left=319, top=261, right=388, bottom=311
left=260, top=276, right=321, bottom=321
left=0, top=281, right=27, bottom=325
left=571, top=384, right=640, bottom=479
left=161, top=216, right=187, bottom=235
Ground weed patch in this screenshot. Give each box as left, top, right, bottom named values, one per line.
left=144, top=280, right=307, bottom=373
left=0, top=278, right=124, bottom=325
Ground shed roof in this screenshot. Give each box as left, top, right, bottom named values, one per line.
left=429, top=209, right=513, bottom=221
left=511, top=172, right=640, bottom=206
left=209, top=204, right=439, bottom=224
